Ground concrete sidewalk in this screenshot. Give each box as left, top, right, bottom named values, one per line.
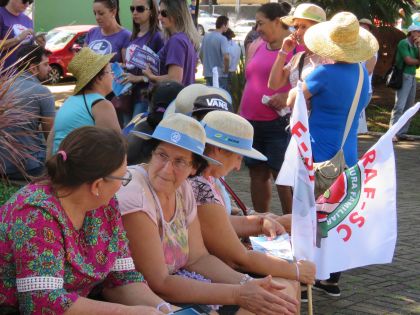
left=226, top=135, right=420, bottom=315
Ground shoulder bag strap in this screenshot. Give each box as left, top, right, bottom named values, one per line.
left=83, top=93, right=95, bottom=122
left=298, top=52, right=306, bottom=81
left=341, top=63, right=364, bottom=149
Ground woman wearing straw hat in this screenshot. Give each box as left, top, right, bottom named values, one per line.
left=239, top=2, right=301, bottom=217
left=287, top=11, right=378, bottom=297
left=0, top=126, right=169, bottom=314
left=189, top=110, right=316, bottom=299
left=50, top=47, right=120, bottom=154
left=117, top=113, right=299, bottom=315
left=142, top=0, right=200, bottom=86
left=268, top=3, right=328, bottom=90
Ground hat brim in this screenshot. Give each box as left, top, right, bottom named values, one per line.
left=130, top=130, right=222, bottom=165
left=304, top=23, right=378, bottom=63
left=206, top=138, right=267, bottom=161
left=281, top=15, right=324, bottom=27
left=72, top=52, right=115, bottom=95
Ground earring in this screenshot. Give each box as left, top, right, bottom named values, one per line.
left=96, top=192, right=99, bottom=197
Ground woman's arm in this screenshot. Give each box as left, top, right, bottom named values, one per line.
left=229, top=214, right=285, bottom=238
left=268, top=52, right=291, bottom=90
left=91, top=99, right=121, bottom=132
left=143, top=64, right=183, bottom=84
left=286, top=82, right=312, bottom=108
left=197, top=203, right=315, bottom=284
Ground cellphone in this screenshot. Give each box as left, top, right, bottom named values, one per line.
left=173, top=307, right=202, bottom=315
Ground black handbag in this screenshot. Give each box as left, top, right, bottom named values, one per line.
left=385, top=64, right=404, bottom=90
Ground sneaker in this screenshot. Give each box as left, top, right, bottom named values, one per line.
left=313, top=280, right=341, bottom=297
left=301, top=290, right=308, bottom=303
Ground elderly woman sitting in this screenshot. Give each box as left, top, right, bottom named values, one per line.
left=189, top=111, right=315, bottom=299
left=0, top=126, right=168, bottom=314
left=117, top=113, right=299, bottom=315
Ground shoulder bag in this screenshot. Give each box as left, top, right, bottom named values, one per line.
left=313, top=63, right=364, bottom=199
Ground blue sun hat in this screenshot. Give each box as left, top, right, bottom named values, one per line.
left=130, top=113, right=221, bottom=165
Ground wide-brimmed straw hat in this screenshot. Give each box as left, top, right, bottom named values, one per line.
left=304, top=12, right=379, bottom=63
left=165, top=84, right=232, bottom=117
left=201, top=111, right=267, bottom=161
left=281, top=3, right=326, bottom=26
left=130, top=113, right=221, bottom=165
left=69, top=47, right=114, bottom=95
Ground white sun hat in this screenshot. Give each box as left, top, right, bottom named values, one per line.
left=201, top=111, right=267, bottom=161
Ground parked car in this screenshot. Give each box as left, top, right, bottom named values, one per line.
left=46, top=25, right=95, bottom=84
left=197, top=9, right=219, bottom=36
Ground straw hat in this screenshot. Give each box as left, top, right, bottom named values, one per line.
left=68, top=47, right=114, bottom=95
left=201, top=111, right=267, bottom=161
left=165, top=84, right=232, bottom=116
left=130, top=113, right=221, bottom=165
left=281, top=3, right=326, bottom=26
left=304, top=12, right=379, bottom=63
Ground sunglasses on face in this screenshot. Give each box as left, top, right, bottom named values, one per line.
left=158, top=9, right=168, bottom=18
left=129, top=5, right=149, bottom=13
left=22, top=0, right=33, bottom=4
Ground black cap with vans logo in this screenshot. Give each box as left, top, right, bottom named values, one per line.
left=192, top=94, right=233, bottom=113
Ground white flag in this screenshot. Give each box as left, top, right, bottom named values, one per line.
left=314, top=102, right=419, bottom=279
left=276, top=81, right=316, bottom=262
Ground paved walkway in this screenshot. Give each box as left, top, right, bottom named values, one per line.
left=226, top=135, right=420, bottom=315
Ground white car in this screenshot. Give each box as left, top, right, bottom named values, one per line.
left=197, top=10, right=220, bottom=36
left=231, top=19, right=255, bottom=43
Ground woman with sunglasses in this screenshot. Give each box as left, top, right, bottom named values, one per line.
left=118, top=114, right=299, bottom=315
left=143, top=0, right=200, bottom=86
left=121, top=0, right=164, bottom=119
left=85, top=0, right=131, bottom=64
left=0, top=126, right=170, bottom=315
left=0, top=0, right=34, bottom=69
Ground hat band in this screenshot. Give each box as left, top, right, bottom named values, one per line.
left=203, top=125, right=253, bottom=150
left=153, top=126, right=204, bottom=154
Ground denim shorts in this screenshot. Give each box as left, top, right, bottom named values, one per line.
left=244, top=116, right=291, bottom=172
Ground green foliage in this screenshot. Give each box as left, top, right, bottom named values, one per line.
left=230, top=45, right=246, bottom=113
left=0, top=181, right=19, bottom=206
left=298, top=0, right=415, bottom=25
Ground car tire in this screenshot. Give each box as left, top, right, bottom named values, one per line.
left=49, top=65, right=62, bottom=85
left=198, top=25, right=205, bottom=36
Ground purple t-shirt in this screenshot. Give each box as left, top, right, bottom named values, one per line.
left=85, top=26, right=131, bottom=63
left=158, top=32, right=197, bottom=86
left=0, top=7, right=33, bottom=68
left=125, top=31, right=164, bottom=101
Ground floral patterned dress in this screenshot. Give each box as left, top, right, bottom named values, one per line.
left=0, top=182, right=144, bottom=314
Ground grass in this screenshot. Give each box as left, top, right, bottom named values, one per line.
left=366, top=69, right=420, bottom=136
left=0, top=181, right=19, bottom=206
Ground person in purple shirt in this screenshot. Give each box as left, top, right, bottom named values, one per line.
left=143, top=0, right=200, bottom=86
left=84, top=0, right=131, bottom=63
left=121, top=0, right=164, bottom=119
left=0, top=0, right=34, bottom=69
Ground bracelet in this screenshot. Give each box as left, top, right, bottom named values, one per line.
left=156, top=302, right=171, bottom=312
left=294, top=263, right=300, bottom=281
left=278, top=49, right=288, bottom=56
left=239, top=274, right=253, bottom=285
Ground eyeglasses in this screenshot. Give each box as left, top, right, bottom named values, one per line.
left=152, top=151, right=192, bottom=171
left=22, top=0, right=33, bottom=4
left=104, top=170, right=132, bottom=186
left=158, top=9, right=168, bottom=18
left=129, top=5, right=149, bottom=13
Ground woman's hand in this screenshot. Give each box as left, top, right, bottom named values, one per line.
left=235, top=276, right=298, bottom=315
left=17, top=29, right=34, bottom=42
left=143, top=65, right=154, bottom=80
left=267, top=93, right=288, bottom=111
left=261, top=216, right=286, bottom=239
left=126, top=305, right=164, bottom=315
left=296, top=260, right=316, bottom=285
left=121, top=72, right=144, bottom=84
left=281, top=33, right=297, bottom=53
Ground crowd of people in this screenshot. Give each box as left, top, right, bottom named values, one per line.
left=0, top=0, right=417, bottom=313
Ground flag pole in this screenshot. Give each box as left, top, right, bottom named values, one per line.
left=307, top=284, right=313, bottom=315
